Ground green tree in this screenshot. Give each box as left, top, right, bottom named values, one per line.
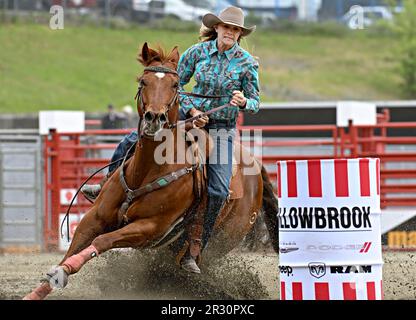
left=392, top=0, right=416, bottom=97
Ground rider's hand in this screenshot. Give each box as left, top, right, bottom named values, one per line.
left=190, top=108, right=208, bottom=128
left=230, top=90, right=247, bottom=109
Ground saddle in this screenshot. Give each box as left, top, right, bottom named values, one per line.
left=229, top=148, right=244, bottom=200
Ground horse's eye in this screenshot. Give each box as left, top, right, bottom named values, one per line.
left=172, top=82, right=179, bottom=89
left=140, top=79, right=147, bottom=87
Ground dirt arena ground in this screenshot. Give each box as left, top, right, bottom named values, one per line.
left=0, top=249, right=414, bottom=300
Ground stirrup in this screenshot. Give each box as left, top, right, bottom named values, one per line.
left=180, top=256, right=201, bottom=274
left=81, top=184, right=102, bottom=202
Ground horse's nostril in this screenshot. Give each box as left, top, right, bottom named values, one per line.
left=144, top=111, right=155, bottom=122
left=159, top=113, right=168, bottom=123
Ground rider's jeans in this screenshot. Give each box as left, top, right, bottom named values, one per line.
left=202, top=124, right=236, bottom=247
left=205, top=125, right=235, bottom=198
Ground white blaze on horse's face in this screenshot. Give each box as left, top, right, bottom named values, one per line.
left=154, top=72, right=165, bottom=79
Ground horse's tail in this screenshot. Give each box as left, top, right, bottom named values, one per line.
left=261, top=164, right=279, bottom=254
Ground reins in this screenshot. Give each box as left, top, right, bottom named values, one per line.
left=173, top=102, right=230, bottom=128
left=179, top=91, right=229, bottom=99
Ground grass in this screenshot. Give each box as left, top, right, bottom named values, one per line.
left=0, top=22, right=404, bottom=113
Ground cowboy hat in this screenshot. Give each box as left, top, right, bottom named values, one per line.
left=202, top=6, right=256, bottom=37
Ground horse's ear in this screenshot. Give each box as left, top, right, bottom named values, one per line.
left=139, top=42, right=162, bottom=66
left=167, top=46, right=180, bottom=67
left=139, top=42, right=151, bottom=66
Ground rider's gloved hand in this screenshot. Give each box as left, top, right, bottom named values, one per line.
left=190, top=108, right=209, bottom=128
left=230, top=90, right=247, bottom=109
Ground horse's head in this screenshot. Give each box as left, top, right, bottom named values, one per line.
left=136, top=42, right=180, bottom=138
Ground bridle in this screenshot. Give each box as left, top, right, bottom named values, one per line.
left=134, top=64, right=230, bottom=138
left=135, top=65, right=180, bottom=134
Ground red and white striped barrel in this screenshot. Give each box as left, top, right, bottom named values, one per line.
left=277, top=158, right=383, bottom=300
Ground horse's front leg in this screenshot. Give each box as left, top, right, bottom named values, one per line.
left=23, top=206, right=116, bottom=300
left=91, top=218, right=158, bottom=252
left=23, top=217, right=157, bottom=300
left=57, top=218, right=158, bottom=284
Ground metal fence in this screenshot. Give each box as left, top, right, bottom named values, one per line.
left=0, top=130, right=43, bottom=253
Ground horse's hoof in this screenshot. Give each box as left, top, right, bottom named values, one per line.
left=180, top=257, right=201, bottom=274
left=45, top=266, right=69, bottom=288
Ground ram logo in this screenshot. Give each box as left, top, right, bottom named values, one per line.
left=308, top=262, right=326, bottom=279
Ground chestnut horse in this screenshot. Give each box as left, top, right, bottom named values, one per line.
left=24, top=43, right=279, bottom=300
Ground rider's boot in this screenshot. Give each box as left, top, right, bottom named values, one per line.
left=81, top=171, right=112, bottom=202
left=180, top=239, right=202, bottom=274
left=81, top=184, right=102, bottom=202
left=180, top=193, right=206, bottom=274
left=201, top=195, right=226, bottom=249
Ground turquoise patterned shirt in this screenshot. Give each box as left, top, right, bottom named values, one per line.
left=177, top=40, right=260, bottom=123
